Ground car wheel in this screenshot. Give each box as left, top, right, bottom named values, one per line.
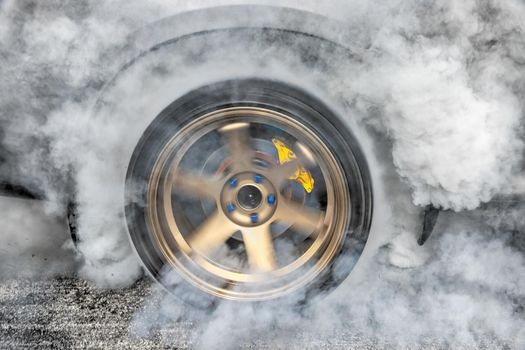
left=125, top=78, right=373, bottom=303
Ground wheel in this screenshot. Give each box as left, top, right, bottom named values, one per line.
left=125, top=79, right=373, bottom=303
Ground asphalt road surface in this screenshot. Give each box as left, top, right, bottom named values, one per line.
left=0, top=277, right=382, bottom=350
left=0, top=276, right=513, bottom=350
left=0, top=278, right=193, bottom=349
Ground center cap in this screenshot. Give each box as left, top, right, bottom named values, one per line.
left=221, top=172, right=277, bottom=227
left=237, top=185, right=262, bottom=210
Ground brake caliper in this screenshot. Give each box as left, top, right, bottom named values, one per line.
left=272, top=138, right=314, bottom=193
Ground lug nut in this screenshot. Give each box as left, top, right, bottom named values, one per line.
left=250, top=213, right=259, bottom=224
left=226, top=202, right=236, bottom=213
left=229, top=177, right=238, bottom=188
left=254, top=174, right=263, bottom=183
left=267, top=194, right=276, bottom=205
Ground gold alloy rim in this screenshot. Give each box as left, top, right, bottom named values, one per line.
left=147, top=107, right=350, bottom=300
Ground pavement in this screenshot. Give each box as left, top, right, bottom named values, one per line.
left=0, top=278, right=157, bottom=349
left=0, top=275, right=516, bottom=350
left=0, top=277, right=381, bottom=350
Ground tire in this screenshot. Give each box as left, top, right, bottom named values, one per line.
left=125, top=78, right=373, bottom=305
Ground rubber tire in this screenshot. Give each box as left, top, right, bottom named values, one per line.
left=125, top=78, right=373, bottom=306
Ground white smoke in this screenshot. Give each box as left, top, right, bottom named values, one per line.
left=350, top=0, right=525, bottom=211
left=0, top=196, right=74, bottom=279
left=130, top=213, right=525, bottom=348
left=0, top=0, right=524, bottom=347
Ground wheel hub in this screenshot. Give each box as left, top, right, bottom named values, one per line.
left=220, top=172, right=277, bottom=227
left=237, top=185, right=262, bottom=210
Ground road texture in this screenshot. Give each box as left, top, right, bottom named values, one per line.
left=0, top=276, right=512, bottom=350
left=1, top=278, right=376, bottom=350
left=0, top=278, right=198, bottom=349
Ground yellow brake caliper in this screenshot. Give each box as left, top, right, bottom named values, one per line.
left=272, top=138, right=314, bottom=193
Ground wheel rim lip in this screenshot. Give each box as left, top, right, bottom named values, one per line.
left=146, top=106, right=351, bottom=300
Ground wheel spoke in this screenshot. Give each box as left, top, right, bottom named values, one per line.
left=274, top=197, right=324, bottom=236
left=171, top=169, right=220, bottom=200
left=267, top=159, right=300, bottom=188
left=294, top=142, right=317, bottom=166
left=219, top=122, right=253, bottom=171
left=187, top=211, right=236, bottom=257
left=242, top=225, right=277, bottom=272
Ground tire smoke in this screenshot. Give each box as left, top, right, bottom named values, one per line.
left=0, top=0, right=524, bottom=347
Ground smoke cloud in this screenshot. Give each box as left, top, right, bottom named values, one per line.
left=350, top=0, right=525, bottom=211
left=0, top=0, right=524, bottom=347
left=131, top=211, right=525, bottom=348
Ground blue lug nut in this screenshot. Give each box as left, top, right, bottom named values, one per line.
left=254, top=174, right=263, bottom=183
left=267, top=194, right=276, bottom=205
left=250, top=213, right=259, bottom=224
left=226, top=202, right=236, bottom=213
left=229, top=177, right=238, bottom=188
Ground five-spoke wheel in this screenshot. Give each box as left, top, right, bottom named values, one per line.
left=126, top=80, right=372, bottom=302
